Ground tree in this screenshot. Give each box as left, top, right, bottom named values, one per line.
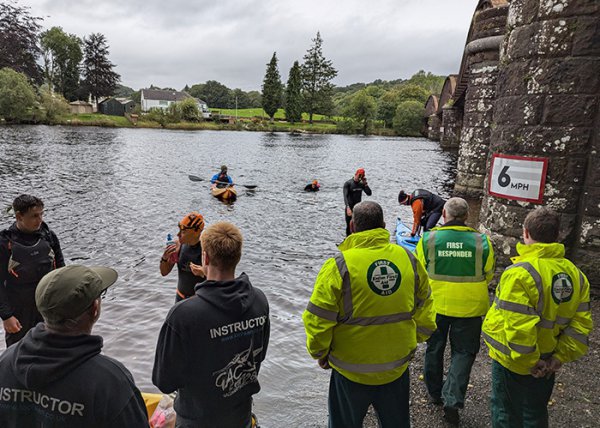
left=0, top=3, right=42, bottom=82
left=246, top=91, right=262, bottom=108
left=345, top=90, right=377, bottom=135
left=189, top=80, right=232, bottom=108
left=377, top=84, right=430, bottom=127
left=0, top=68, right=36, bottom=122
left=40, top=27, right=83, bottom=101
left=261, top=52, right=283, bottom=122
left=232, top=88, right=251, bottom=109
left=38, top=88, right=70, bottom=121
left=178, top=98, right=201, bottom=122
left=393, top=100, right=424, bottom=137
left=301, top=32, right=337, bottom=123
left=82, top=33, right=120, bottom=104
left=405, top=70, right=445, bottom=94
left=285, top=60, right=302, bottom=123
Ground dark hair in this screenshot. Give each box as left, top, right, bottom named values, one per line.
left=523, top=207, right=560, bottom=243
left=352, top=201, right=384, bottom=232
left=13, top=194, right=44, bottom=214
left=398, top=190, right=408, bottom=204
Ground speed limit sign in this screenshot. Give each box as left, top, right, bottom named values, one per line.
left=488, top=153, right=548, bottom=203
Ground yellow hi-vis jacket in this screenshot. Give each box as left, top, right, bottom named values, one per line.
left=482, top=242, right=593, bottom=375
left=415, top=224, right=495, bottom=317
left=303, top=228, right=436, bottom=385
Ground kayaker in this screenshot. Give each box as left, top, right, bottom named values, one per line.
left=343, top=168, right=372, bottom=236
left=0, top=265, right=148, bottom=427
left=304, top=179, right=321, bottom=192
left=153, top=221, right=270, bottom=428
left=0, top=195, right=65, bottom=347
left=398, top=189, right=446, bottom=236
left=160, top=212, right=206, bottom=302
left=210, top=165, right=233, bottom=188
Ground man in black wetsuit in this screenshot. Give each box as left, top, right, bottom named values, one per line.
left=398, top=189, right=446, bottom=236
left=0, top=195, right=65, bottom=347
left=343, top=168, right=372, bottom=236
left=160, top=212, right=206, bottom=302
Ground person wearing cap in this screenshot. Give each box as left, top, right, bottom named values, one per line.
left=304, top=179, right=321, bottom=192
left=398, top=189, right=446, bottom=236
left=0, top=194, right=65, bottom=347
left=153, top=222, right=270, bottom=427
left=0, top=265, right=149, bottom=427
left=160, top=212, right=206, bottom=302
left=210, top=165, right=233, bottom=188
left=343, top=168, right=372, bottom=236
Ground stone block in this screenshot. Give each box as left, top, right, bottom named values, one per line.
left=570, top=247, right=600, bottom=291
left=507, top=0, right=539, bottom=28
left=535, top=19, right=575, bottom=57
left=460, top=126, right=491, bottom=147
left=494, top=95, right=543, bottom=125
left=464, top=110, right=495, bottom=128
left=572, top=16, right=600, bottom=56
left=465, top=98, right=495, bottom=114
left=538, top=0, right=599, bottom=19
left=467, top=85, right=498, bottom=100
left=505, top=23, right=541, bottom=60
left=542, top=94, right=597, bottom=126
left=528, top=57, right=600, bottom=95
left=582, top=185, right=600, bottom=217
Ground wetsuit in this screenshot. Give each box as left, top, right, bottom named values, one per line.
left=409, top=189, right=446, bottom=235
left=304, top=184, right=320, bottom=192
left=343, top=178, right=372, bottom=236
left=211, top=173, right=233, bottom=188
left=0, top=222, right=64, bottom=347
left=175, top=243, right=204, bottom=302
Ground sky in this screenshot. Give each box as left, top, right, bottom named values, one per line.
left=23, top=0, right=478, bottom=91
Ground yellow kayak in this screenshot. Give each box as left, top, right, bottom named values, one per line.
left=211, top=185, right=237, bottom=201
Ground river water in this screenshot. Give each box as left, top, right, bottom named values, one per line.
left=0, top=125, right=456, bottom=427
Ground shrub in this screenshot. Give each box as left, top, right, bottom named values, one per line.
left=393, top=100, right=424, bottom=137
left=0, top=68, right=36, bottom=122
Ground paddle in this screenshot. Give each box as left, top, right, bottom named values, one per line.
left=188, top=175, right=257, bottom=189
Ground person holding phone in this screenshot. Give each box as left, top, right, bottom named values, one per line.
left=342, top=168, right=372, bottom=236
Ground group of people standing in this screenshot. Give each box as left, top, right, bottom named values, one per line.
left=0, top=179, right=594, bottom=427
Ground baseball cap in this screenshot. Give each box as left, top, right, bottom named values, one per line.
left=35, top=265, right=118, bottom=324
left=179, top=211, right=205, bottom=231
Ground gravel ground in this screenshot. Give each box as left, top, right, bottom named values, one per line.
left=362, top=299, right=599, bottom=428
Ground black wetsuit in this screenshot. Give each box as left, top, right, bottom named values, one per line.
left=175, top=243, right=204, bottom=302
left=411, top=189, right=446, bottom=231
left=0, top=223, right=64, bottom=347
left=343, top=178, right=372, bottom=236
left=304, top=184, right=320, bottom=192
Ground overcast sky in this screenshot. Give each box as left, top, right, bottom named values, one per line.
left=24, top=0, right=477, bottom=91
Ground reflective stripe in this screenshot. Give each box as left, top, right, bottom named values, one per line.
left=342, top=312, right=413, bottom=326
left=313, top=351, right=325, bottom=358
left=563, top=327, right=589, bottom=346
left=427, top=230, right=486, bottom=282
left=577, top=302, right=590, bottom=312
left=508, top=342, right=536, bottom=354
left=538, top=318, right=554, bottom=329
left=329, top=349, right=415, bottom=373
left=306, top=301, right=338, bottom=322
left=335, top=253, right=353, bottom=322
left=402, top=247, right=420, bottom=307
left=506, top=262, right=544, bottom=315
left=494, top=297, right=537, bottom=316
left=417, top=326, right=434, bottom=337
left=482, top=332, right=511, bottom=355
left=555, top=316, right=570, bottom=326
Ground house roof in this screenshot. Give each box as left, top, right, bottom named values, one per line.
left=69, top=100, right=92, bottom=106
left=141, top=89, right=192, bottom=102
left=98, top=98, right=134, bottom=105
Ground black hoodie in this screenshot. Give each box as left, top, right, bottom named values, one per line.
left=153, top=273, right=270, bottom=427
left=0, top=323, right=149, bottom=427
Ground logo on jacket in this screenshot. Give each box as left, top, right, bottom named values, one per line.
left=551, top=273, right=573, bottom=304
left=213, top=342, right=259, bottom=397
left=367, top=260, right=401, bottom=296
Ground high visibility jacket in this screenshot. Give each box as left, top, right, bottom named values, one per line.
left=415, top=224, right=495, bottom=317
left=303, top=228, right=436, bottom=386
left=482, top=242, right=593, bottom=375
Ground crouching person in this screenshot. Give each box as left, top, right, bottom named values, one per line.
left=0, top=265, right=149, bottom=427
left=153, top=222, right=270, bottom=428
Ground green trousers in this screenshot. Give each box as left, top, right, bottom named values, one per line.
left=423, top=314, right=482, bottom=409
left=491, top=360, right=554, bottom=428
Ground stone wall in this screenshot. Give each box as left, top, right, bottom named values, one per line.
left=427, top=115, right=441, bottom=141
left=478, top=0, right=600, bottom=285
left=440, top=106, right=463, bottom=149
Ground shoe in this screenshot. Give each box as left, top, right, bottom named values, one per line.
left=443, top=406, right=460, bottom=426
left=428, top=395, right=443, bottom=405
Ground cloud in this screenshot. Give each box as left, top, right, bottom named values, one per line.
left=25, top=0, right=476, bottom=90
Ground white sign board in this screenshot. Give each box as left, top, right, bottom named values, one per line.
left=488, top=154, right=548, bottom=204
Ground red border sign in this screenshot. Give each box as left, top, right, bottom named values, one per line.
left=488, top=153, right=549, bottom=204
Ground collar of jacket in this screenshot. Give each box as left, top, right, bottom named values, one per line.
left=338, top=228, right=390, bottom=251
left=512, top=242, right=565, bottom=263
left=430, top=222, right=478, bottom=233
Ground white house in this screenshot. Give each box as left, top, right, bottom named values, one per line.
left=140, top=89, right=210, bottom=118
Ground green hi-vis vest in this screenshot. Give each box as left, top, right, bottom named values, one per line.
left=416, top=225, right=495, bottom=317
left=303, top=228, right=436, bottom=386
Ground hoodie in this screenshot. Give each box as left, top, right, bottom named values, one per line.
left=153, top=273, right=270, bottom=427
left=0, top=323, right=148, bottom=427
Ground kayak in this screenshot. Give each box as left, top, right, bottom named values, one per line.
left=211, top=185, right=237, bottom=201
left=395, top=217, right=420, bottom=252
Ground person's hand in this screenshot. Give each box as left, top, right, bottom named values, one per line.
left=190, top=263, right=205, bottom=277
left=546, top=357, right=562, bottom=377
left=362, top=177, right=368, bottom=186
left=3, top=316, right=22, bottom=334
left=530, top=359, right=547, bottom=378
left=162, top=242, right=179, bottom=263
left=346, top=207, right=352, bottom=217
left=318, top=356, right=330, bottom=370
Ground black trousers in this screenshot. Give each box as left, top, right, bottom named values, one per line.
left=5, top=288, right=43, bottom=347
